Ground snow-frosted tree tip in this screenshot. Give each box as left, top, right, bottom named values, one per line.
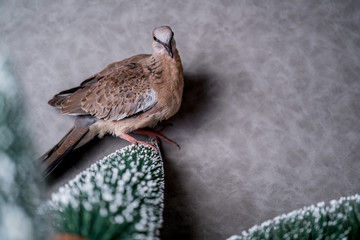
left=227, top=194, right=360, bottom=240
left=47, top=143, right=164, bottom=240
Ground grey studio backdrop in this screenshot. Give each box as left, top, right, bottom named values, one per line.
left=1, top=1, right=360, bottom=239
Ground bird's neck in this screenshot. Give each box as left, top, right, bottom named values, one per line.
left=152, top=49, right=181, bottom=68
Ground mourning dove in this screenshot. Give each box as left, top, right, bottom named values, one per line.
left=41, top=26, right=184, bottom=174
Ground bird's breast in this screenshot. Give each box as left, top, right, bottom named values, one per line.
left=154, top=63, right=183, bottom=120
left=142, top=51, right=184, bottom=123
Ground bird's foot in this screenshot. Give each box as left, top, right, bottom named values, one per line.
left=119, top=133, right=158, bottom=151
left=132, top=125, right=180, bottom=149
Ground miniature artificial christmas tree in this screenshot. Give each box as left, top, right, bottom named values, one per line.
left=228, top=194, right=360, bottom=240
left=0, top=53, right=50, bottom=239
left=47, top=143, right=164, bottom=240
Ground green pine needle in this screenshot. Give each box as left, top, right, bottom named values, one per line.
left=228, top=195, right=360, bottom=240
left=48, top=144, right=164, bottom=240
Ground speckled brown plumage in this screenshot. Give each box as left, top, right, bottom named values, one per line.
left=54, top=56, right=156, bottom=121
left=42, top=26, right=184, bottom=174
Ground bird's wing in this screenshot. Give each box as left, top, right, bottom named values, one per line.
left=52, top=60, right=157, bottom=121
left=48, top=76, right=97, bottom=111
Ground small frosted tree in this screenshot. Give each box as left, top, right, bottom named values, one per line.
left=48, top=143, right=164, bottom=240
left=0, top=53, right=50, bottom=239
left=228, top=195, right=360, bottom=240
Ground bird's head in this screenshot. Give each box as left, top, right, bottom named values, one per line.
left=152, top=26, right=176, bottom=58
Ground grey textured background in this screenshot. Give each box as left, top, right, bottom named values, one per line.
left=1, top=0, right=360, bottom=239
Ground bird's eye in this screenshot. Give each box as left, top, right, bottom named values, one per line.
left=153, top=36, right=158, bottom=41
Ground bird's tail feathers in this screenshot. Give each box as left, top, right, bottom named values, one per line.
left=40, top=117, right=96, bottom=176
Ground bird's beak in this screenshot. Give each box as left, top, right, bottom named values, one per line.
left=163, top=43, right=173, bottom=58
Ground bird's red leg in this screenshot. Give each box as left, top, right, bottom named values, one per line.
left=119, top=133, right=158, bottom=151
left=132, top=125, right=180, bottom=149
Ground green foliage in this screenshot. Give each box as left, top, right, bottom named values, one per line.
left=228, top=195, right=360, bottom=240
left=48, top=144, right=164, bottom=240
left=0, top=53, right=49, bottom=239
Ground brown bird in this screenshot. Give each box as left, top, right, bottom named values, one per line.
left=41, top=26, right=184, bottom=174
